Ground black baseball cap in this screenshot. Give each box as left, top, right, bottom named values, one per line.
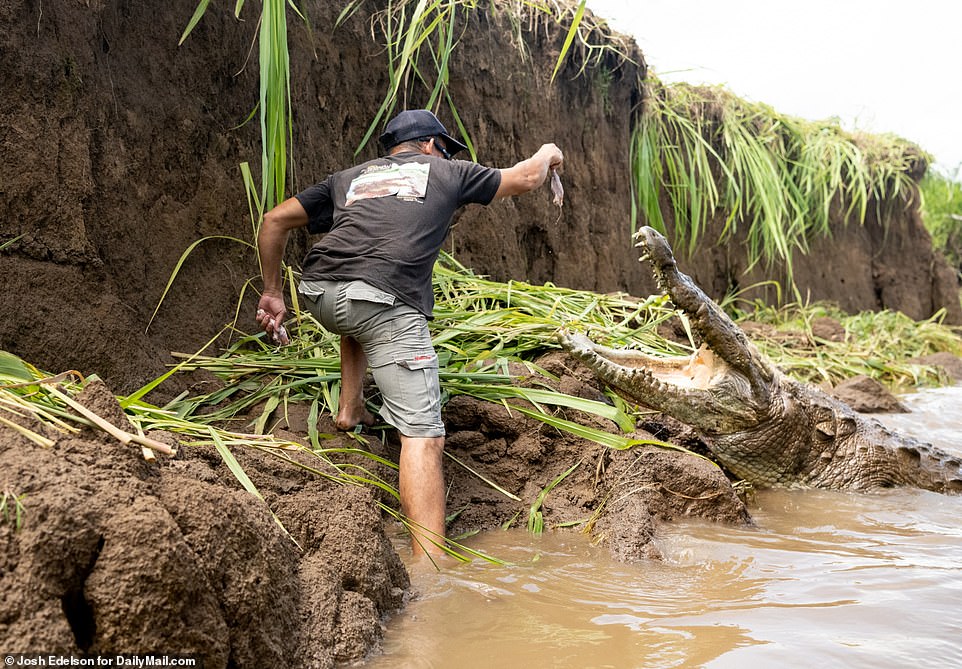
left=378, top=109, right=469, bottom=156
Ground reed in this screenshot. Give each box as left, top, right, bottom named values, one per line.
left=527, top=460, right=580, bottom=534
left=180, top=0, right=303, bottom=211
left=632, top=79, right=924, bottom=281
left=920, top=165, right=962, bottom=276
left=160, top=1, right=308, bottom=331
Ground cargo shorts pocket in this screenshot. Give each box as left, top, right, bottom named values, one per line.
left=397, top=352, right=438, bottom=371
left=394, top=351, right=441, bottom=411
left=344, top=283, right=396, bottom=306
left=298, top=280, right=327, bottom=302
left=372, top=350, right=443, bottom=436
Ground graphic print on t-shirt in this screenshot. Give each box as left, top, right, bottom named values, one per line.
left=345, top=162, right=430, bottom=206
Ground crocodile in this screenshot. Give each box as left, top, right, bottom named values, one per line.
left=559, top=227, right=962, bottom=493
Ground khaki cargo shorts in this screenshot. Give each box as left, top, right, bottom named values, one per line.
left=298, top=279, right=444, bottom=438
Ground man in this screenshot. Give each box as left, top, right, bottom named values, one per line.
left=255, top=109, right=563, bottom=557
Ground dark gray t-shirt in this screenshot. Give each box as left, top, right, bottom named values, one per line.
left=296, top=152, right=501, bottom=316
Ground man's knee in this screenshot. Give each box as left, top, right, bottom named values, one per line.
left=400, top=435, right=445, bottom=451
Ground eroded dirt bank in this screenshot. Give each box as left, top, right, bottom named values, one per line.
left=1, top=0, right=958, bottom=395
left=0, top=381, right=410, bottom=667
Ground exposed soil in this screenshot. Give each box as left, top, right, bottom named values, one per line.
left=829, top=375, right=909, bottom=413
left=0, top=380, right=409, bottom=667
left=1, top=0, right=958, bottom=396
left=2, top=0, right=961, bottom=666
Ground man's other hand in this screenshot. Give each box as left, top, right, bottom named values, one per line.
left=256, top=292, right=290, bottom=345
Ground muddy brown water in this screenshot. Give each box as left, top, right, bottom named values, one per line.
left=362, top=386, right=962, bottom=669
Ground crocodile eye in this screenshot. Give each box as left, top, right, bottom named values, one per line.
left=835, top=414, right=857, bottom=438
left=814, top=412, right=857, bottom=440
left=815, top=419, right=835, bottom=439
left=812, top=405, right=835, bottom=440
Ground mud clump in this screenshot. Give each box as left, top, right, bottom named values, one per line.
left=829, top=375, right=909, bottom=413
left=440, top=352, right=751, bottom=561
left=0, top=381, right=408, bottom=668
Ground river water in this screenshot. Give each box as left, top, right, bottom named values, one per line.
left=362, top=386, right=962, bottom=669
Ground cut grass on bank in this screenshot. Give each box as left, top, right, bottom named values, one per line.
left=731, top=300, right=962, bottom=390
left=4, top=265, right=962, bottom=549
left=165, top=252, right=689, bottom=449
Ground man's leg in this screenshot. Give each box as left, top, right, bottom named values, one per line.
left=336, top=335, right=375, bottom=430
left=398, top=435, right=446, bottom=557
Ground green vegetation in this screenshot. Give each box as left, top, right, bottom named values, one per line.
left=730, top=299, right=962, bottom=390
left=632, top=79, right=924, bottom=281
left=528, top=461, right=580, bottom=534
left=335, top=0, right=475, bottom=157
left=161, top=258, right=962, bottom=438
left=335, top=0, right=630, bottom=157
left=161, top=252, right=688, bottom=446
left=180, top=0, right=305, bottom=212
left=920, top=165, right=962, bottom=277
left=161, top=0, right=309, bottom=332
left=0, top=490, right=26, bottom=531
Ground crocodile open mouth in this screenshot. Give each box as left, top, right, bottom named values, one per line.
left=557, top=227, right=766, bottom=432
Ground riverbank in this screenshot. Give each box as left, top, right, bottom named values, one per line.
left=2, top=336, right=961, bottom=665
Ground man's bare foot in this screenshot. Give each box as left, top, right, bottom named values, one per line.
left=335, top=406, right=375, bottom=431
left=406, top=550, right=455, bottom=575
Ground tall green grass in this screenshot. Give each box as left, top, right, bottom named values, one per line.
left=159, top=0, right=308, bottom=332
left=337, top=0, right=631, bottom=157
left=180, top=0, right=303, bottom=211
left=632, top=79, right=924, bottom=280
left=920, top=165, right=962, bottom=276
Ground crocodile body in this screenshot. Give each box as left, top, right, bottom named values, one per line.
left=559, top=227, right=962, bottom=493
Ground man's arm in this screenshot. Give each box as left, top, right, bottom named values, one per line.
left=494, top=143, right=564, bottom=199
left=255, top=197, right=309, bottom=343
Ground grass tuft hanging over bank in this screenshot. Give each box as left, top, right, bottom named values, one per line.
left=632, top=79, right=926, bottom=280
left=336, top=0, right=634, bottom=156
left=920, top=165, right=962, bottom=278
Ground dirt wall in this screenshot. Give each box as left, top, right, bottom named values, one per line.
left=0, top=0, right=957, bottom=394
